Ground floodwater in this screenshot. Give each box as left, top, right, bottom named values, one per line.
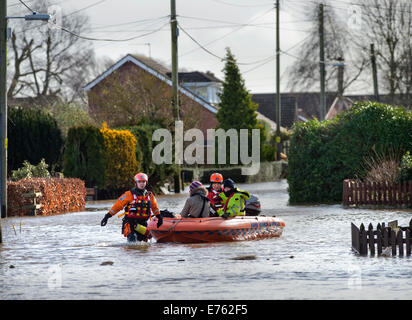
left=0, top=180, right=411, bottom=300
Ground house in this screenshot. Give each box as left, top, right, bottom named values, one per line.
left=7, top=94, right=62, bottom=108
left=325, top=96, right=354, bottom=120
left=166, top=71, right=222, bottom=107
left=83, top=54, right=219, bottom=136
left=251, top=92, right=398, bottom=128
left=83, top=54, right=281, bottom=139
left=251, top=92, right=337, bottom=129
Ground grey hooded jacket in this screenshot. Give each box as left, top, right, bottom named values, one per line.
left=180, top=186, right=210, bottom=218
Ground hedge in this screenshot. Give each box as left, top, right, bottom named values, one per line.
left=287, top=101, right=412, bottom=204
left=119, top=124, right=177, bottom=192
left=8, top=107, right=63, bottom=174
left=7, top=178, right=86, bottom=216
left=101, top=122, right=139, bottom=196
left=62, top=125, right=106, bottom=188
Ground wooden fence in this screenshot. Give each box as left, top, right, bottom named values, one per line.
left=343, top=179, right=412, bottom=207
left=22, top=191, right=42, bottom=216
left=351, top=220, right=412, bottom=256
left=85, top=187, right=98, bottom=201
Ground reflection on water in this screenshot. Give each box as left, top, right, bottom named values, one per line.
left=1, top=180, right=412, bottom=300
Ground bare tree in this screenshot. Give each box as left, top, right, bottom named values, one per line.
left=356, top=0, right=412, bottom=107
left=87, top=57, right=201, bottom=130
left=7, top=0, right=96, bottom=103
left=285, top=1, right=367, bottom=94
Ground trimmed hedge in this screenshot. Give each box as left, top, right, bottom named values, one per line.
left=8, top=107, right=63, bottom=174
left=101, top=123, right=139, bottom=195
left=7, top=178, right=86, bottom=216
left=287, top=101, right=412, bottom=204
left=120, top=124, right=177, bottom=192
left=62, top=125, right=106, bottom=188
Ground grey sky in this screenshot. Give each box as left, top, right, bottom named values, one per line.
left=8, top=0, right=367, bottom=94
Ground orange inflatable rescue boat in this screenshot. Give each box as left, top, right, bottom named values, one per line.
left=147, top=215, right=285, bottom=243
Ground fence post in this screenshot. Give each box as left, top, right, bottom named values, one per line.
left=383, top=226, right=389, bottom=249
left=368, top=223, right=375, bottom=255
left=343, top=180, right=349, bottom=206
left=377, top=224, right=382, bottom=255
left=391, top=229, right=397, bottom=256
left=406, top=229, right=411, bottom=256
left=351, top=223, right=360, bottom=253
left=359, top=223, right=367, bottom=255
left=397, top=229, right=404, bottom=256
left=362, top=181, right=367, bottom=205
left=376, top=182, right=381, bottom=205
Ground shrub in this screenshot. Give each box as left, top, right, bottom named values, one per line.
left=287, top=101, right=412, bottom=204
left=101, top=122, right=139, bottom=196
left=361, top=148, right=401, bottom=184
left=8, top=106, right=63, bottom=174
left=62, top=125, right=106, bottom=188
left=119, top=123, right=177, bottom=192
left=43, top=102, right=97, bottom=138
left=11, top=158, right=51, bottom=181
left=397, top=151, right=412, bottom=182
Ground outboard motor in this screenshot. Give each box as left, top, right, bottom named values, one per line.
left=160, top=209, right=176, bottom=218
left=245, top=194, right=261, bottom=216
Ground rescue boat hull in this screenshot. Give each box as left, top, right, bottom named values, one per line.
left=147, top=215, right=285, bottom=243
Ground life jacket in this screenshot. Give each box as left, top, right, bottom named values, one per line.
left=207, top=186, right=223, bottom=210
left=125, top=188, right=152, bottom=219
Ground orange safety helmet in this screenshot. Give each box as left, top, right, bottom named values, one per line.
left=134, top=173, right=148, bottom=183
left=210, top=172, right=223, bottom=183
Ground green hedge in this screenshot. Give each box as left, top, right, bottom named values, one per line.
left=62, top=125, right=106, bottom=188
left=8, top=107, right=63, bottom=175
left=287, top=101, right=412, bottom=204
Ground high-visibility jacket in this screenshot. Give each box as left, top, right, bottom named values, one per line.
left=108, top=187, right=160, bottom=220
left=217, top=188, right=250, bottom=217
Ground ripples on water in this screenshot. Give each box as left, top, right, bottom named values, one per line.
left=1, top=180, right=411, bottom=299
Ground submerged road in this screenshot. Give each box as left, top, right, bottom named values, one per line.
left=1, top=180, right=411, bottom=299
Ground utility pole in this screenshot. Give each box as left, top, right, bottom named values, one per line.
left=170, top=0, right=182, bottom=193
left=0, top=3, right=49, bottom=227
left=370, top=43, right=379, bottom=102
left=318, top=3, right=326, bottom=120
left=0, top=0, right=7, bottom=222
left=275, top=0, right=281, bottom=160
left=336, top=57, right=344, bottom=97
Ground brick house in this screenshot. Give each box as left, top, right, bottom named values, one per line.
left=166, top=71, right=222, bottom=107
left=83, top=54, right=219, bottom=136
left=251, top=92, right=397, bottom=129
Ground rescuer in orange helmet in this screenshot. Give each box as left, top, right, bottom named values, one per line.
left=206, top=172, right=224, bottom=216
left=100, top=173, right=163, bottom=242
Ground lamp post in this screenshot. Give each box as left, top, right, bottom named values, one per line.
left=0, top=2, right=50, bottom=224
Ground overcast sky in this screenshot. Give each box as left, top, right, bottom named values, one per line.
left=8, top=0, right=367, bottom=94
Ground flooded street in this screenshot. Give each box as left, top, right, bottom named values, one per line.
left=1, top=180, right=411, bottom=300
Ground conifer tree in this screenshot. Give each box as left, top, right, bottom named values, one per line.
left=217, top=48, right=258, bottom=131
left=216, top=48, right=265, bottom=165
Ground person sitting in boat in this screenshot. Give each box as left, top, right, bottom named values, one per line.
left=206, top=172, right=224, bottom=216
left=100, top=172, right=163, bottom=242
left=217, top=178, right=251, bottom=219
left=181, top=181, right=210, bottom=218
